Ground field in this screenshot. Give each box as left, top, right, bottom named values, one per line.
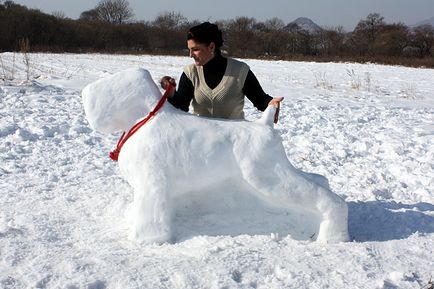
left=1, top=53, right=433, bottom=288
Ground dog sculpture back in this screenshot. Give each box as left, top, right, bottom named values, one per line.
left=82, top=68, right=350, bottom=243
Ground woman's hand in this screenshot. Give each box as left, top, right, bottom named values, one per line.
left=268, top=97, right=284, bottom=124
left=268, top=97, right=284, bottom=108
left=160, top=76, right=177, bottom=97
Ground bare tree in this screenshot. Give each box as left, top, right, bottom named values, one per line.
left=357, top=13, right=385, bottom=42
left=411, top=24, right=434, bottom=57
left=52, top=10, right=67, bottom=19
left=317, top=26, right=347, bottom=56
left=147, top=12, right=189, bottom=52
left=79, top=9, right=100, bottom=22
left=3, top=0, right=17, bottom=8
left=350, top=13, right=386, bottom=56
left=226, top=17, right=259, bottom=57
left=373, top=23, right=409, bottom=56
left=95, top=0, right=134, bottom=24
left=152, top=11, right=188, bottom=31
left=254, top=18, right=287, bottom=56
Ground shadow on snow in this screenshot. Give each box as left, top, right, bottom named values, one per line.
left=348, top=201, right=434, bottom=242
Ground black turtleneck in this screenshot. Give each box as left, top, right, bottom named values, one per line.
left=202, top=53, right=227, bottom=89
left=168, top=55, right=273, bottom=113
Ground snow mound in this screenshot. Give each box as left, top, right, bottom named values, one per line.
left=82, top=68, right=349, bottom=244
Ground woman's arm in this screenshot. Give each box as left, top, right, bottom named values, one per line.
left=242, top=70, right=273, bottom=111
left=164, top=73, right=194, bottom=112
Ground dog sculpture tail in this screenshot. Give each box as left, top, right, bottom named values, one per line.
left=256, top=105, right=278, bottom=127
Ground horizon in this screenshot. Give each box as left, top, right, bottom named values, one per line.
left=9, top=0, right=434, bottom=32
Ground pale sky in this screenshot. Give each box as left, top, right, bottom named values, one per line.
left=10, top=0, right=434, bottom=31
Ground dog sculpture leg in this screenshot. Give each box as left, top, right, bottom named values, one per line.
left=130, top=176, right=172, bottom=244
left=238, top=154, right=349, bottom=243
left=310, top=185, right=349, bottom=243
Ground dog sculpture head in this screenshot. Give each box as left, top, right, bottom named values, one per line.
left=82, top=68, right=162, bottom=134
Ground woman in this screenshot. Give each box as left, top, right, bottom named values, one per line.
left=161, top=22, right=283, bottom=119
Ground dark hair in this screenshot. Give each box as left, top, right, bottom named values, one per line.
left=187, top=22, right=224, bottom=54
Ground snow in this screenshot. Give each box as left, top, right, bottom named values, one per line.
left=1, top=52, right=434, bottom=288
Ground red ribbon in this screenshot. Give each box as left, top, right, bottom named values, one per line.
left=109, top=83, right=173, bottom=161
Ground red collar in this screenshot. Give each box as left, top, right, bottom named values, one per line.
left=109, top=83, right=174, bottom=161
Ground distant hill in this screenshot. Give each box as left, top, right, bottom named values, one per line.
left=286, top=17, right=322, bottom=33
left=412, top=16, right=434, bottom=27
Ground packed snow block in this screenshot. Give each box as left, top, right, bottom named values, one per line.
left=82, top=67, right=350, bottom=244
left=81, top=68, right=162, bottom=133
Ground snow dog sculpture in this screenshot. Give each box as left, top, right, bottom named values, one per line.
left=82, top=68, right=349, bottom=243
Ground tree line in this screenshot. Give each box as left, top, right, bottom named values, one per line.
left=1, top=0, right=433, bottom=66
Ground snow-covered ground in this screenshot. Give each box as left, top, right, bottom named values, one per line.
left=1, top=53, right=433, bottom=288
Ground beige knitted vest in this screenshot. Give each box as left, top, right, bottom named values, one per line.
left=183, top=58, right=250, bottom=119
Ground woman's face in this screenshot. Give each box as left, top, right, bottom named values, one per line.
left=187, top=39, right=215, bottom=66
